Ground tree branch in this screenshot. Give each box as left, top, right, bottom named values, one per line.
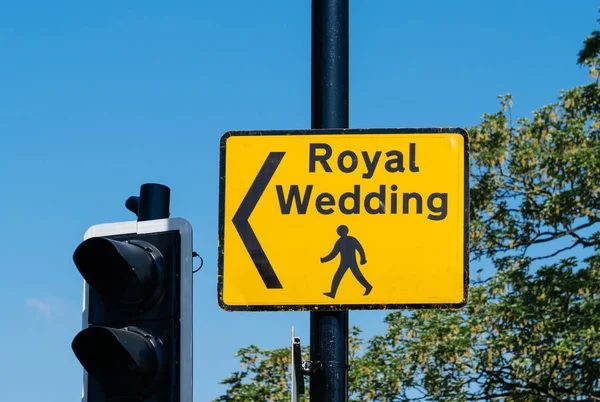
left=529, top=240, right=583, bottom=261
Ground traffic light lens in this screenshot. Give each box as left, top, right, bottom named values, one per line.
left=73, top=237, right=164, bottom=312
left=72, top=326, right=163, bottom=399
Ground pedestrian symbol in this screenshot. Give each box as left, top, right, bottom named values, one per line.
left=321, top=225, right=373, bottom=299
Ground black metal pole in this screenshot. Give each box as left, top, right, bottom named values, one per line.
left=310, top=1, right=349, bottom=401
left=137, top=183, right=171, bottom=221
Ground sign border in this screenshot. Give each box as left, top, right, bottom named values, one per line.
left=218, top=128, right=470, bottom=312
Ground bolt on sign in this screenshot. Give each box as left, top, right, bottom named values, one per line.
left=218, top=128, right=469, bottom=311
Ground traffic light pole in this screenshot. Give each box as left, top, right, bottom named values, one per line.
left=126, top=183, right=171, bottom=221
left=310, top=1, right=349, bottom=401
left=138, top=183, right=171, bottom=221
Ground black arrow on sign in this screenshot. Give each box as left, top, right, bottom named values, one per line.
left=232, top=152, right=285, bottom=289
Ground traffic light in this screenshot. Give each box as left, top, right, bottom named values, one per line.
left=72, top=218, right=193, bottom=402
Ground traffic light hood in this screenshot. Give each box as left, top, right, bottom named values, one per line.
left=72, top=326, right=164, bottom=400
left=73, top=237, right=165, bottom=312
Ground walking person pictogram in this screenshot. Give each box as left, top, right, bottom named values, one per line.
left=321, top=225, right=373, bottom=299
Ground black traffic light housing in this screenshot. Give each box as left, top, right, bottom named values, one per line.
left=72, top=218, right=192, bottom=402
left=73, top=237, right=166, bottom=313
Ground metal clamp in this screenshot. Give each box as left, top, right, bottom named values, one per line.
left=301, top=360, right=319, bottom=375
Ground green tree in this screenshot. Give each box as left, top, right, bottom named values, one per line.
left=215, top=327, right=363, bottom=401
left=216, top=20, right=600, bottom=402
left=578, top=10, right=600, bottom=82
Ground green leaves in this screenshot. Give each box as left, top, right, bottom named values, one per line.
left=577, top=11, right=600, bottom=81
left=214, top=344, right=306, bottom=402
left=469, top=85, right=600, bottom=262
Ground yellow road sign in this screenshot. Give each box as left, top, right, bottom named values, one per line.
left=218, top=128, right=469, bottom=311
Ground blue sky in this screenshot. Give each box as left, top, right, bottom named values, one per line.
left=0, top=1, right=596, bottom=401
